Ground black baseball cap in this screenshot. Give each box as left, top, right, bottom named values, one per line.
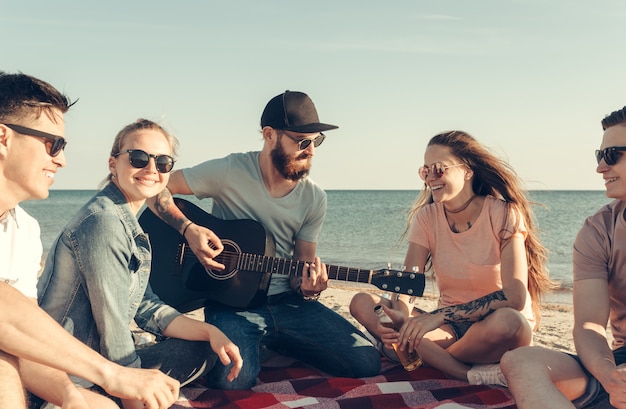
left=261, top=90, right=338, bottom=133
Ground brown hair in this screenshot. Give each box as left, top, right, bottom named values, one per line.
left=0, top=71, right=75, bottom=124
left=602, top=106, right=626, bottom=130
left=405, top=130, right=555, bottom=324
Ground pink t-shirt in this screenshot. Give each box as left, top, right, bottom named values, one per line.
left=408, top=195, right=535, bottom=325
left=573, top=199, right=626, bottom=349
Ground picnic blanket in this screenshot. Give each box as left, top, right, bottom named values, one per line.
left=172, top=355, right=516, bottom=409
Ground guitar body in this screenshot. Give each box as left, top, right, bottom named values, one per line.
left=139, top=198, right=276, bottom=312
left=140, top=198, right=425, bottom=313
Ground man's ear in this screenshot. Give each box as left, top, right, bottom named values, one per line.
left=262, top=126, right=277, bottom=144
left=0, top=125, right=10, bottom=157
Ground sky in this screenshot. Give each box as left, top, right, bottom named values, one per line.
left=4, top=0, right=626, bottom=191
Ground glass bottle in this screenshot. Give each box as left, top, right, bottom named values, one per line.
left=374, top=305, right=423, bottom=371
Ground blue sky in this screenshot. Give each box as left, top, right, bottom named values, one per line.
left=4, top=0, right=626, bottom=190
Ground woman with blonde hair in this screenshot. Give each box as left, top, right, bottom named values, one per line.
left=37, top=119, right=242, bottom=408
left=350, top=130, right=554, bottom=386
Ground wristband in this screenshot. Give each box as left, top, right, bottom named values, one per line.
left=181, top=221, right=194, bottom=238
left=297, top=285, right=320, bottom=301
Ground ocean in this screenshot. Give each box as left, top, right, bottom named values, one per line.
left=21, top=190, right=612, bottom=305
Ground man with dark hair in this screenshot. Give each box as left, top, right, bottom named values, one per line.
left=0, top=71, right=179, bottom=409
left=147, top=90, right=381, bottom=389
left=501, top=105, right=626, bottom=409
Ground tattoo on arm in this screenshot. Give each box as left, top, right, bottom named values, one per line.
left=430, top=290, right=508, bottom=324
left=153, top=188, right=189, bottom=232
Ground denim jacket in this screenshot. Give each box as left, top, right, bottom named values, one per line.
left=37, top=183, right=181, bottom=372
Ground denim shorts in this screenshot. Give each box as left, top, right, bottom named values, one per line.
left=569, top=346, right=626, bottom=409
left=448, top=321, right=474, bottom=340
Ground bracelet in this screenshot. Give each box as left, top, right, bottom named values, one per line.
left=297, top=285, right=320, bottom=301
left=181, top=221, right=194, bottom=238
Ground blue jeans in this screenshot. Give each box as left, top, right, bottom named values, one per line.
left=204, top=292, right=381, bottom=389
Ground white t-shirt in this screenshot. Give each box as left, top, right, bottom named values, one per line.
left=0, top=205, right=42, bottom=298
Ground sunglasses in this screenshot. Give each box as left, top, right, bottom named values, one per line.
left=3, top=123, right=67, bottom=157
left=595, top=146, right=626, bottom=166
left=281, top=131, right=326, bottom=151
left=419, top=162, right=465, bottom=180
left=113, top=149, right=175, bottom=173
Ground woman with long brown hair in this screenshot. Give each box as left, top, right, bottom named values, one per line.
left=350, top=130, right=554, bottom=385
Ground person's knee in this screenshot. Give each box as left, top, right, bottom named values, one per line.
left=349, top=292, right=373, bottom=322
left=500, top=346, right=536, bottom=377
left=487, top=309, right=530, bottom=344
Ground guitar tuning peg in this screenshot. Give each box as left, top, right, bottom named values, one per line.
left=387, top=262, right=392, bottom=269
left=411, top=266, right=419, bottom=273
left=400, top=265, right=406, bottom=271
left=409, top=296, right=416, bottom=304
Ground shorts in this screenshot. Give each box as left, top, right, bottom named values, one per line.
left=447, top=321, right=474, bottom=340
left=569, top=346, right=626, bottom=409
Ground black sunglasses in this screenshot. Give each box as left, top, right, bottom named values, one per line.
left=113, top=149, right=175, bottom=173
left=281, top=131, right=326, bottom=151
left=3, top=123, right=67, bottom=157
left=595, top=146, right=626, bottom=166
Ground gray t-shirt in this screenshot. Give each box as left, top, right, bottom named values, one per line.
left=183, top=151, right=327, bottom=295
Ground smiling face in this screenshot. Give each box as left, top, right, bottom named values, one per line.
left=597, top=124, right=626, bottom=201
left=109, top=129, right=172, bottom=213
left=0, top=109, right=67, bottom=209
left=422, top=144, right=473, bottom=205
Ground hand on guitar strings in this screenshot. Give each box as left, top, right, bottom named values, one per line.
left=185, top=222, right=226, bottom=270
left=300, top=256, right=329, bottom=296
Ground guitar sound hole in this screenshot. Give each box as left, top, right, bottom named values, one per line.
left=204, top=239, right=241, bottom=281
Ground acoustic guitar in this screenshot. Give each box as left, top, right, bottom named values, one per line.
left=139, top=198, right=425, bottom=312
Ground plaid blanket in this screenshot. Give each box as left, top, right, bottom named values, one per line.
left=172, top=355, right=516, bottom=409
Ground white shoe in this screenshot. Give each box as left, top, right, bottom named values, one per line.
left=467, top=364, right=507, bottom=387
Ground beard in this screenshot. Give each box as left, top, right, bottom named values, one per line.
left=270, top=138, right=312, bottom=181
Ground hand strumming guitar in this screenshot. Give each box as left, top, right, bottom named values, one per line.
left=182, top=221, right=225, bottom=271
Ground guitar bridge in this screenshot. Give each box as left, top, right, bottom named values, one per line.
left=174, top=242, right=185, bottom=276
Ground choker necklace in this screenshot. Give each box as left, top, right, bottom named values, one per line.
left=443, top=195, right=477, bottom=214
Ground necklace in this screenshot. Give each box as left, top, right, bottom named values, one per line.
left=444, top=195, right=477, bottom=233
left=443, top=194, right=477, bottom=214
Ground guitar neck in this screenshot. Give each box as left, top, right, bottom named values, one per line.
left=237, top=252, right=374, bottom=285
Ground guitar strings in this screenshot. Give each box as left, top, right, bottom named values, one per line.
left=180, top=249, right=380, bottom=281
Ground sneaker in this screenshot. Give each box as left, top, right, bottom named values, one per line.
left=363, top=330, right=401, bottom=363
left=467, top=363, right=507, bottom=387
left=377, top=341, right=401, bottom=363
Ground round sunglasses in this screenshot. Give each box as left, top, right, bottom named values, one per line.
left=3, top=123, right=67, bottom=157
left=281, top=131, right=326, bottom=151
left=595, top=146, right=626, bottom=166
left=418, top=162, right=465, bottom=180
left=113, top=149, right=175, bottom=173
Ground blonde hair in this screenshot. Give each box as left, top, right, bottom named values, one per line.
left=405, top=130, right=556, bottom=325
left=100, top=118, right=179, bottom=189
